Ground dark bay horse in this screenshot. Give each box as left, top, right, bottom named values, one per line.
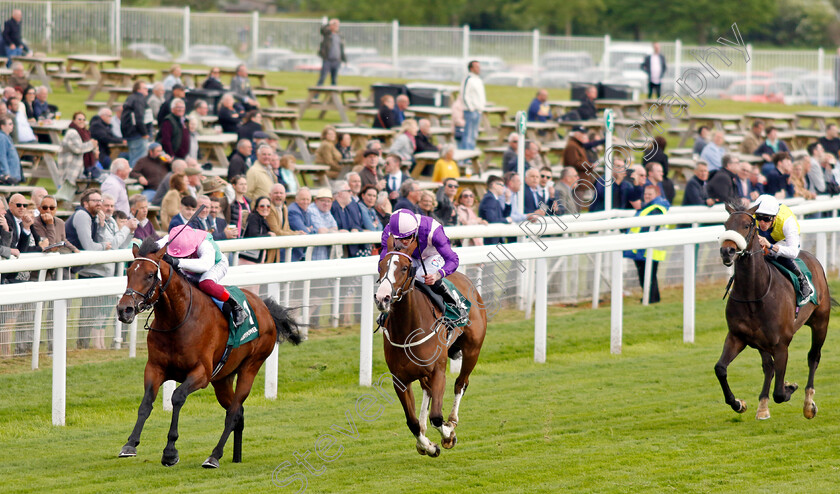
left=717, top=203, right=835, bottom=420
left=375, top=236, right=486, bottom=457
left=116, top=238, right=302, bottom=468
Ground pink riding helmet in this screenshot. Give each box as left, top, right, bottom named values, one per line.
left=388, top=209, right=420, bottom=238
left=166, top=225, right=207, bottom=258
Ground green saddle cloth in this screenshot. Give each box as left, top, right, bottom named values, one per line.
left=226, top=287, right=259, bottom=348
left=441, top=278, right=472, bottom=327
left=768, top=258, right=818, bottom=306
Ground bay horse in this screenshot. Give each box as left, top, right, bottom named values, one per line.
left=375, top=235, right=486, bottom=457
left=717, top=203, right=835, bottom=420
left=115, top=237, right=302, bottom=468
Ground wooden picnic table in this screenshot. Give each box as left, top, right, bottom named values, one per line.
left=66, top=54, right=121, bottom=81
left=407, top=106, right=452, bottom=127
left=778, top=129, right=822, bottom=151
left=744, top=112, right=797, bottom=130
left=218, top=67, right=268, bottom=87
left=595, top=99, right=644, bottom=119
left=274, top=129, right=320, bottom=163
left=794, top=111, right=840, bottom=131
left=642, top=99, right=690, bottom=118
left=338, top=127, right=396, bottom=151
left=31, top=119, right=71, bottom=145
left=678, top=114, right=744, bottom=147
left=13, top=56, right=66, bottom=92
left=668, top=157, right=697, bottom=183
left=0, top=184, right=40, bottom=195
left=412, top=149, right=482, bottom=179
left=353, top=108, right=379, bottom=126
left=197, top=133, right=238, bottom=168
left=262, top=110, right=300, bottom=131
left=547, top=100, right=580, bottom=118
left=456, top=175, right=488, bottom=198
left=15, top=143, right=61, bottom=188
left=428, top=126, right=453, bottom=142
left=498, top=121, right=559, bottom=144
left=481, top=105, right=508, bottom=134
left=296, top=164, right=330, bottom=187
left=299, top=85, right=364, bottom=123
left=87, top=68, right=156, bottom=103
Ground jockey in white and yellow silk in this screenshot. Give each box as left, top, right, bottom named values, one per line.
left=752, top=194, right=813, bottom=303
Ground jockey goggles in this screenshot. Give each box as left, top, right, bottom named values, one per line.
left=755, top=213, right=775, bottom=223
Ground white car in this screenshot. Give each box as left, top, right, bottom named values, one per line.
left=126, top=43, right=173, bottom=62
left=483, top=72, right=535, bottom=88
left=255, top=48, right=294, bottom=70
left=177, top=45, right=243, bottom=69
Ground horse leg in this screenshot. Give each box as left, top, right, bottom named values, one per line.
left=803, top=321, right=827, bottom=419
left=201, top=376, right=234, bottom=469
left=756, top=350, right=774, bottom=420
left=162, top=370, right=207, bottom=467
left=416, top=384, right=441, bottom=458
left=205, top=363, right=259, bottom=468
left=120, top=364, right=165, bottom=458
left=714, top=332, right=748, bottom=413
left=772, top=346, right=798, bottom=404
left=448, top=340, right=480, bottom=427
left=427, top=369, right=456, bottom=450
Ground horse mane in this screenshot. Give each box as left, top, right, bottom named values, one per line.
left=728, top=201, right=749, bottom=213
left=138, top=237, right=160, bottom=257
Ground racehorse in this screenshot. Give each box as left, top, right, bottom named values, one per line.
left=717, top=203, right=835, bottom=420
left=116, top=237, right=302, bottom=468
left=375, top=235, right=487, bottom=457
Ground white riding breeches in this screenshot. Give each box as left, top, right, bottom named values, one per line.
left=412, top=254, right=445, bottom=282
left=193, top=255, right=228, bottom=284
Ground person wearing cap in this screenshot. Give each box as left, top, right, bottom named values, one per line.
left=752, top=194, right=813, bottom=302
left=156, top=224, right=248, bottom=326
left=184, top=164, right=204, bottom=198
left=359, top=149, right=384, bottom=189
left=131, top=142, right=171, bottom=201
left=157, top=83, right=186, bottom=126
left=308, top=187, right=338, bottom=260
left=378, top=208, right=469, bottom=326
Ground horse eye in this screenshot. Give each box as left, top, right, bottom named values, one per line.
left=402, top=266, right=408, bottom=271
left=147, top=273, right=154, bottom=279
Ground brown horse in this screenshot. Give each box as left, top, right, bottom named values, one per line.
left=375, top=236, right=486, bottom=457
left=116, top=237, right=302, bottom=467
left=717, top=203, right=835, bottom=420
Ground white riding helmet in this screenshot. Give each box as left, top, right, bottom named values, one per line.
left=752, top=194, right=780, bottom=217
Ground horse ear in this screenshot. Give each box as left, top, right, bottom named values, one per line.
left=387, top=235, right=395, bottom=252
left=156, top=245, right=167, bottom=258
left=132, top=243, right=140, bottom=258
left=724, top=203, right=734, bottom=214
left=748, top=204, right=759, bottom=215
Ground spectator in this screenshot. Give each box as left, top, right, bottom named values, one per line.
left=287, top=188, right=316, bottom=261
left=354, top=138, right=383, bottom=168
left=131, top=142, right=170, bottom=201
left=643, top=135, right=671, bottom=178
left=456, top=189, right=487, bottom=246
left=158, top=97, right=190, bottom=159
left=157, top=84, right=186, bottom=124
left=89, top=107, right=124, bottom=168
left=374, top=191, right=392, bottom=228
left=2, top=9, right=23, bottom=66
left=227, top=139, right=252, bottom=180
left=240, top=196, right=274, bottom=263
left=622, top=165, right=646, bottom=210
left=129, top=194, right=156, bottom=240
left=8, top=61, right=27, bottom=91
left=641, top=42, right=667, bottom=98
left=31, top=194, right=77, bottom=251
left=32, top=86, right=52, bottom=121
left=0, top=116, right=21, bottom=184
left=563, top=126, right=590, bottom=181
left=191, top=195, right=213, bottom=231
left=624, top=185, right=669, bottom=304
left=184, top=162, right=203, bottom=197
left=346, top=171, right=362, bottom=200
left=740, top=119, right=764, bottom=155
left=168, top=195, right=197, bottom=231
left=29, top=187, right=48, bottom=213
left=337, top=132, right=352, bottom=160
left=317, top=18, right=345, bottom=86
left=55, top=112, right=98, bottom=202
left=645, top=162, right=670, bottom=204
left=8, top=97, right=34, bottom=143
left=186, top=117, right=199, bottom=160
left=503, top=171, right=527, bottom=223
left=393, top=94, right=410, bottom=125
left=395, top=179, right=421, bottom=214
left=358, top=184, right=382, bottom=231
left=522, top=167, right=547, bottom=215
left=706, top=154, right=744, bottom=206
left=252, top=131, right=272, bottom=157
left=359, top=149, right=384, bottom=189
left=435, top=177, right=459, bottom=226
left=276, top=153, right=298, bottom=194
left=151, top=158, right=185, bottom=206
left=699, top=130, right=727, bottom=172
left=21, top=87, right=35, bottom=121
left=749, top=164, right=767, bottom=196
left=308, top=187, right=338, bottom=260
left=265, top=183, right=295, bottom=262
left=316, top=125, right=343, bottom=179
left=231, top=64, right=258, bottom=111
left=524, top=140, right=544, bottom=171
left=207, top=197, right=233, bottom=242
left=4, top=192, right=46, bottom=265
left=590, top=159, right=627, bottom=212
left=415, top=118, right=438, bottom=153
left=432, top=144, right=460, bottom=182
left=389, top=118, right=418, bottom=163
left=538, top=166, right=556, bottom=210
left=791, top=158, right=816, bottom=200
left=562, top=86, right=597, bottom=121
left=735, top=162, right=760, bottom=202
left=553, top=167, right=580, bottom=215
left=502, top=133, right=519, bottom=173
left=121, top=82, right=150, bottom=166
left=478, top=175, right=510, bottom=245
left=806, top=143, right=827, bottom=195
left=162, top=64, right=183, bottom=91
left=818, top=123, right=840, bottom=158
left=764, top=152, right=795, bottom=198
left=527, top=89, right=550, bottom=122
left=229, top=174, right=251, bottom=237
left=460, top=60, right=485, bottom=151
left=451, top=96, right=465, bottom=149
left=372, top=94, right=397, bottom=129
left=383, top=153, right=407, bottom=206
left=246, top=145, right=278, bottom=201
left=217, top=93, right=240, bottom=133
left=202, top=67, right=224, bottom=91
left=147, top=83, right=166, bottom=120
left=188, top=100, right=216, bottom=136
left=417, top=190, right=439, bottom=221
left=693, top=126, right=710, bottom=156
left=330, top=180, right=365, bottom=256
left=101, top=158, right=131, bottom=215
left=237, top=109, right=263, bottom=142
left=755, top=126, right=790, bottom=172
left=682, top=161, right=713, bottom=206
left=160, top=173, right=188, bottom=227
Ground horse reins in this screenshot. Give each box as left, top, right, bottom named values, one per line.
left=377, top=250, right=416, bottom=305
left=124, top=256, right=194, bottom=332
left=723, top=211, right=774, bottom=303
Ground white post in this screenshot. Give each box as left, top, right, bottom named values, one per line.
left=301, top=247, right=312, bottom=329
left=745, top=44, right=752, bottom=101
left=331, top=277, right=341, bottom=328
left=31, top=269, right=47, bottom=370
left=591, top=252, right=602, bottom=309
left=683, top=243, right=695, bottom=343
left=603, top=34, right=611, bottom=81
left=113, top=261, right=126, bottom=350
left=532, top=29, right=540, bottom=79
left=610, top=250, right=623, bottom=354
left=534, top=257, right=547, bottom=363
left=46, top=1, right=52, bottom=55
left=114, top=0, right=121, bottom=56
left=674, top=39, right=682, bottom=92
left=128, top=319, right=137, bottom=358
left=816, top=232, right=828, bottom=275
left=462, top=25, right=470, bottom=67
left=604, top=109, right=614, bottom=211
left=52, top=299, right=67, bottom=426
left=818, top=48, right=825, bottom=107
left=182, top=6, right=190, bottom=59
left=359, top=275, right=374, bottom=386
left=515, top=110, right=526, bottom=216
left=642, top=248, right=654, bottom=306
left=265, top=283, right=280, bottom=399
left=391, top=20, right=399, bottom=71
left=163, top=380, right=175, bottom=412
left=251, top=11, right=259, bottom=67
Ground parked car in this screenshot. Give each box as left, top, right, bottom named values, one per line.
left=177, top=44, right=243, bottom=68
left=540, top=51, right=594, bottom=72
left=790, top=73, right=836, bottom=106
left=484, top=72, right=535, bottom=87
left=255, top=48, right=294, bottom=70
left=125, top=43, right=173, bottom=62
left=721, top=79, right=786, bottom=103
left=601, top=42, right=651, bottom=69
left=772, top=66, right=811, bottom=83
left=345, top=47, right=379, bottom=64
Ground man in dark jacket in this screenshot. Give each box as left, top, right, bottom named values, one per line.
left=330, top=180, right=365, bottom=257
left=2, top=9, right=23, bottom=67
left=640, top=42, right=667, bottom=98
left=706, top=155, right=743, bottom=206
left=201, top=67, right=225, bottom=91
left=415, top=119, right=438, bottom=153
left=121, top=81, right=149, bottom=166
left=764, top=152, right=795, bottom=198
left=316, top=18, right=345, bottom=86
left=89, top=107, right=125, bottom=168
left=228, top=139, right=253, bottom=181
left=682, top=161, right=712, bottom=206
left=158, top=98, right=190, bottom=159
left=157, top=84, right=187, bottom=125
left=394, top=179, right=421, bottom=214
left=478, top=175, right=511, bottom=245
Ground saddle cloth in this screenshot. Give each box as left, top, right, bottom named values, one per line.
left=768, top=258, right=818, bottom=307
left=417, top=278, right=472, bottom=327
left=210, top=286, right=260, bottom=348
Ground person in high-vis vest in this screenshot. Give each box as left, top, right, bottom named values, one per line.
left=624, top=185, right=669, bottom=303
left=156, top=224, right=247, bottom=325
left=752, top=194, right=813, bottom=303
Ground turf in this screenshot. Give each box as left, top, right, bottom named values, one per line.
left=1, top=279, right=840, bottom=493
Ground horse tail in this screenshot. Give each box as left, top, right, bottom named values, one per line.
left=830, top=297, right=840, bottom=310
left=262, top=298, right=304, bottom=345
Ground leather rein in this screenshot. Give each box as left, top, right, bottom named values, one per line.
left=723, top=211, right=773, bottom=303
left=124, top=257, right=193, bottom=333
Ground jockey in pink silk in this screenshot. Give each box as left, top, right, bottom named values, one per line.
left=157, top=225, right=247, bottom=326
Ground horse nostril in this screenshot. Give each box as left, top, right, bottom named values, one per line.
left=383, top=295, right=391, bottom=303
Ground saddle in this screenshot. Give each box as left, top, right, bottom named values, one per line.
left=767, top=258, right=817, bottom=307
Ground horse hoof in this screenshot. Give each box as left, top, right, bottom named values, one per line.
left=735, top=399, right=747, bottom=414
left=428, top=445, right=441, bottom=458
left=416, top=444, right=427, bottom=456
left=804, top=402, right=818, bottom=419
left=785, top=382, right=799, bottom=394
left=118, top=445, right=137, bottom=458
left=202, top=457, right=220, bottom=469
left=161, top=454, right=180, bottom=467
left=756, top=409, right=771, bottom=421
left=442, top=434, right=457, bottom=450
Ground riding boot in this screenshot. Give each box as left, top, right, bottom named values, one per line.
left=223, top=298, right=248, bottom=327
left=790, top=262, right=813, bottom=304
left=431, top=279, right=469, bottom=325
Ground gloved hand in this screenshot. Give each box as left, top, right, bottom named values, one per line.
left=163, top=254, right=180, bottom=268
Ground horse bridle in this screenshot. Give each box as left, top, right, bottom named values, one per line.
left=377, top=250, right=416, bottom=305
left=123, top=257, right=193, bottom=332
left=726, top=211, right=764, bottom=258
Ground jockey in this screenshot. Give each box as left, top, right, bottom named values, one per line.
left=157, top=224, right=247, bottom=326
left=752, top=194, right=813, bottom=303
left=379, top=209, right=469, bottom=325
